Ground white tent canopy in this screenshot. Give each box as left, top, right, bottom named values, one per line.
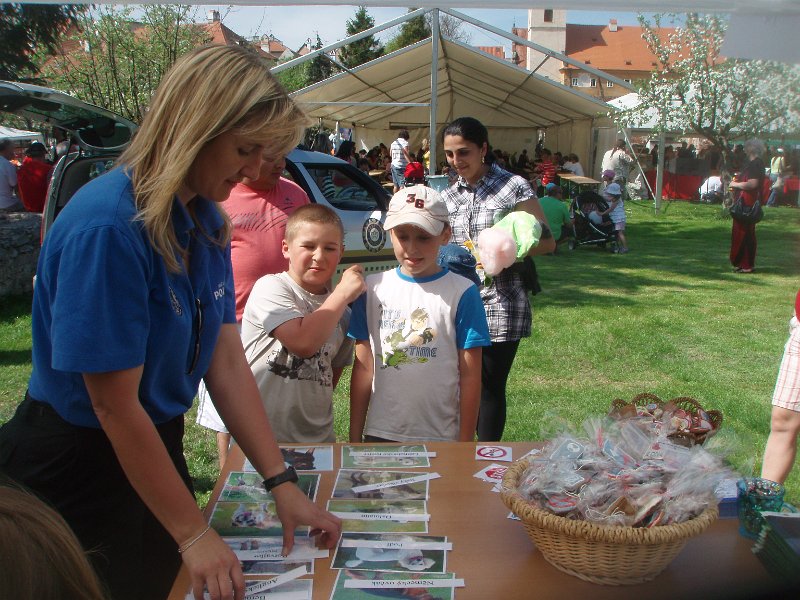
left=291, top=33, right=608, bottom=166
left=608, top=93, right=668, bottom=132
left=0, top=126, right=44, bottom=144
left=273, top=6, right=623, bottom=177
left=295, top=38, right=608, bottom=131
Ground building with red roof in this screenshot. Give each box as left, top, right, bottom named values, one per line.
left=511, top=9, right=675, bottom=101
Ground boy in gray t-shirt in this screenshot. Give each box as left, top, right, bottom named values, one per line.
left=240, top=204, right=365, bottom=442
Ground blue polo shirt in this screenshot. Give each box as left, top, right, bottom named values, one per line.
left=28, top=168, right=236, bottom=428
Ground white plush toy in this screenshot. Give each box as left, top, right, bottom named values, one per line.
left=476, top=227, right=517, bottom=276
left=475, top=212, right=543, bottom=277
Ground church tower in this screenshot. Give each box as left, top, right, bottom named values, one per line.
left=526, top=8, right=566, bottom=82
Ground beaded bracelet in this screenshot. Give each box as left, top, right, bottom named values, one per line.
left=178, top=525, right=211, bottom=554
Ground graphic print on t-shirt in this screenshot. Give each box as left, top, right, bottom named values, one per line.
left=230, top=211, right=287, bottom=233
left=379, top=306, right=437, bottom=369
left=265, top=343, right=334, bottom=386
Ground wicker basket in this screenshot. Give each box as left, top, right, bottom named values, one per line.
left=500, top=459, right=719, bottom=585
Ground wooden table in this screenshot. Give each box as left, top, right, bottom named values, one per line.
left=169, top=442, right=780, bottom=600
left=558, top=173, right=602, bottom=199
left=558, top=173, right=601, bottom=185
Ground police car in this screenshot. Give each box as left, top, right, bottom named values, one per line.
left=0, top=80, right=396, bottom=278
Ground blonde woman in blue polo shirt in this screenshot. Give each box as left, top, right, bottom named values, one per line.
left=0, top=45, right=340, bottom=600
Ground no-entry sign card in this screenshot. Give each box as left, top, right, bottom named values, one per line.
left=474, top=445, right=513, bottom=462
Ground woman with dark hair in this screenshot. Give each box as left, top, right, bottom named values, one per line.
left=335, top=140, right=357, bottom=166
left=728, top=138, right=766, bottom=273
left=440, top=116, right=555, bottom=441
left=366, top=147, right=380, bottom=170
left=311, top=132, right=333, bottom=155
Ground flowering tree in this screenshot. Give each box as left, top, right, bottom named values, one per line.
left=43, top=5, right=210, bottom=123
left=618, top=13, right=800, bottom=173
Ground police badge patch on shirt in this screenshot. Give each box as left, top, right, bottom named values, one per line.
left=168, top=286, right=183, bottom=316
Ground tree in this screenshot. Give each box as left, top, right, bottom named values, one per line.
left=339, top=6, right=383, bottom=69
left=427, top=11, right=470, bottom=43
left=0, top=4, right=85, bottom=82
left=307, top=34, right=336, bottom=85
left=618, top=13, right=800, bottom=174
left=274, top=60, right=309, bottom=93
left=43, top=5, right=211, bottom=123
left=384, top=8, right=431, bottom=54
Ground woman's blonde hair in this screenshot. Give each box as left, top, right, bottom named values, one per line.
left=119, top=44, right=308, bottom=272
left=0, top=486, right=107, bottom=599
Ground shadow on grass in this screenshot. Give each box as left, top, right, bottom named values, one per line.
left=0, top=349, right=32, bottom=367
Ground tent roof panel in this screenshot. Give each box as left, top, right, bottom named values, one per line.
left=292, top=38, right=608, bottom=131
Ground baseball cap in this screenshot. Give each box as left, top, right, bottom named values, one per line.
left=602, top=169, right=616, bottom=180
left=384, top=184, right=450, bottom=235
left=604, top=182, right=622, bottom=197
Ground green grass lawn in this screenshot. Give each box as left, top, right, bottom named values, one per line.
left=1, top=201, right=798, bottom=507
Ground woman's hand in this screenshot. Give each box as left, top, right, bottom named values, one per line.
left=183, top=527, right=245, bottom=600
left=271, top=482, right=342, bottom=555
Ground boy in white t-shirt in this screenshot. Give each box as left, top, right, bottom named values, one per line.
left=348, top=185, right=491, bottom=443
left=390, top=129, right=412, bottom=193
left=238, top=204, right=365, bottom=443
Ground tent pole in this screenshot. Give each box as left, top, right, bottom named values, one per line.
left=430, top=9, right=440, bottom=175
left=655, top=130, right=665, bottom=214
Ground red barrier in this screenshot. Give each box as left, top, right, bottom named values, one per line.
left=645, top=171, right=704, bottom=200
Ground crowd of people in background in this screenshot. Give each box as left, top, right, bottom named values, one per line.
left=344, top=133, right=594, bottom=199
left=0, top=129, right=80, bottom=215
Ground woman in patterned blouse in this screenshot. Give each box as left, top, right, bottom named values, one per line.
left=440, top=117, right=555, bottom=441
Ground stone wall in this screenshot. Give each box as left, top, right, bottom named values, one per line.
left=0, top=212, right=41, bottom=297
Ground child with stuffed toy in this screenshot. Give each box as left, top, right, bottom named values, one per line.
left=348, top=185, right=491, bottom=443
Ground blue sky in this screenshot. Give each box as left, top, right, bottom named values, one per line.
left=204, top=6, right=647, bottom=52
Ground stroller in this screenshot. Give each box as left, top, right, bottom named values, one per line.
left=568, top=190, right=617, bottom=251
